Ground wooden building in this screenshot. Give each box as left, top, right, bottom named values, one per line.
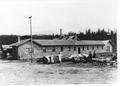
left=9, top=38, right=112, bottom=60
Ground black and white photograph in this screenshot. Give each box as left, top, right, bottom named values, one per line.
left=0, top=0, right=118, bottom=85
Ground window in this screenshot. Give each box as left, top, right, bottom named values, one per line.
left=68, top=46, right=71, bottom=51
left=92, top=46, right=94, bottom=50
left=101, top=46, right=103, bottom=49
left=43, top=48, right=46, bottom=52
left=61, top=47, right=63, bottom=51
left=82, top=46, right=84, bottom=50
left=78, top=47, right=81, bottom=54
left=107, top=46, right=110, bottom=51
left=26, top=48, right=30, bottom=55
left=97, top=46, right=99, bottom=49
left=52, top=48, right=55, bottom=52
left=26, top=48, right=34, bottom=54
left=74, top=46, right=76, bottom=51
left=87, top=46, right=89, bottom=50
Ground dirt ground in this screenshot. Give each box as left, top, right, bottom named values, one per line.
left=0, top=60, right=117, bottom=85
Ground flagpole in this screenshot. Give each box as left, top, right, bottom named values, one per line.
left=29, top=16, right=33, bottom=63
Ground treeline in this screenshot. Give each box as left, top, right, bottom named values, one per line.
left=0, top=34, right=58, bottom=45
left=68, top=29, right=117, bottom=53
left=67, top=29, right=116, bottom=42
left=0, top=35, right=18, bottom=45
left=0, top=29, right=117, bottom=48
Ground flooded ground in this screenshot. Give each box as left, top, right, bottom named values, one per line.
left=0, top=60, right=117, bottom=85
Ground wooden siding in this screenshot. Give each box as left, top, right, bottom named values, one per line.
left=16, top=41, right=112, bottom=59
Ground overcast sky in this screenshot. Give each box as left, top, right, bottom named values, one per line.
left=0, top=0, right=118, bottom=35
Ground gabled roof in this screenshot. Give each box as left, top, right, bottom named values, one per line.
left=34, top=39, right=74, bottom=46
left=9, top=39, right=30, bottom=47
left=9, top=39, right=111, bottom=47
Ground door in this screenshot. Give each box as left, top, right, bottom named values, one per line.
left=78, top=47, right=81, bottom=54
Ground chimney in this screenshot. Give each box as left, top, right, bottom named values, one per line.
left=18, top=36, right=20, bottom=44
left=75, top=33, right=77, bottom=41
left=60, top=28, right=62, bottom=38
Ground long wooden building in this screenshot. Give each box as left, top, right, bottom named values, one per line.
left=8, top=38, right=112, bottom=60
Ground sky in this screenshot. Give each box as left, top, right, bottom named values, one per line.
left=0, top=0, right=118, bottom=35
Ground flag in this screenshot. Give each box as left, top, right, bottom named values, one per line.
left=29, top=16, right=32, bottom=19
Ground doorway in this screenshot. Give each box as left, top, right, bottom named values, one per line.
left=78, top=47, right=81, bottom=54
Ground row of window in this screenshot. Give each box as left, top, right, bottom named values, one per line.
left=42, top=45, right=103, bottom=52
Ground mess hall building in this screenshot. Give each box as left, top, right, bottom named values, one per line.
left=9, top=38, right=112, bottom=60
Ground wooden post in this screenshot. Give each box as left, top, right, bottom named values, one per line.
left=29, top=16, right=33, bottom=63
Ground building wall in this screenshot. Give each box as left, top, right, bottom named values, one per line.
left=39, top=46, right=76, bottom=57
left=18, top=42, right=43, bottom=59
left=17, top=42, right=112, bottom=59
left=76, top=45, right=104, bottom=55
left=103, top=42, right=112, bottom=52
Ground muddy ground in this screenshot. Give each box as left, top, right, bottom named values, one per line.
left=0, top=60, right=117, bottom=85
